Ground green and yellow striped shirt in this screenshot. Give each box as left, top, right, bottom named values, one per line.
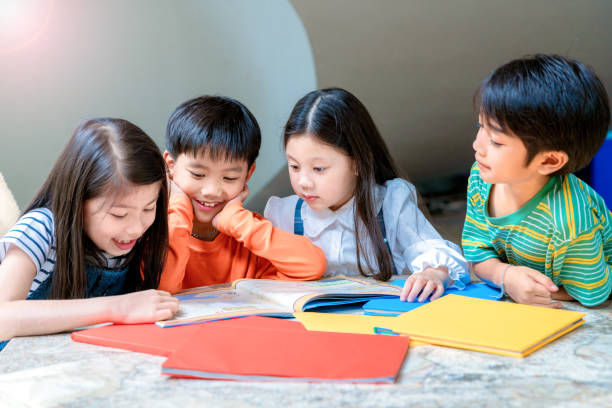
left=462, top=163, right=612, bottom=306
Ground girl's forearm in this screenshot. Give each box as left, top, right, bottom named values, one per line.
left=0, top=297, right=115, bottom=340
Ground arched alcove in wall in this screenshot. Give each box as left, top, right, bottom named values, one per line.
left=0, top=0, right=316, bottom=210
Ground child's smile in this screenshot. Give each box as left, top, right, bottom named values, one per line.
left=193, top=199, right=223, bottom=212
left=83, top=182, right=161, bottom=257
left=113, top=238, right=137, bottom=251
left=165, top=149, right=253, bottom=228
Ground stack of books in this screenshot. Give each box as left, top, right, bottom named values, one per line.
left=72, top=277, right=586, bottom=382
left=72, top=277, right=409, bottom=384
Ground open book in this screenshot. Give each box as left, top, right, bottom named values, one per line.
left=157, top=276, right=400, bottom=328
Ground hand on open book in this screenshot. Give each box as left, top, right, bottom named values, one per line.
left=110, top=289, right=179, bottom=324
left=400, top=266, right=449, bottom=302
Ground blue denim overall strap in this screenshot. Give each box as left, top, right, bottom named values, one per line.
left=293, top=198, right=305, bottom=236
left=376, top=208, right=398, bottom=275
left=26, top=264, right=130, bottom=300
left=293, top=198, right=397, bottom=274
left=82, top=264, right=130, bottom=297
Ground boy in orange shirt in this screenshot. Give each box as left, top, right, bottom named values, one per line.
left=159, top=96, right=326, bottom=293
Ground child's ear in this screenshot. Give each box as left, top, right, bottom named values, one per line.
left=537, top=151, right=569, bottom=175
left=245, top=163, right=256, bottom=182
left=163, top=151, right=175, bottom=178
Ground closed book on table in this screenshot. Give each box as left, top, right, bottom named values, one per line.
left=71, top=316, right=304, bottom=356
left=381, top=294, right=585, bottom=358
left=162, top=324, right=410, bottom=383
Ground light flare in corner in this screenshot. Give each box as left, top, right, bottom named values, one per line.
left=0, top=0, right=54, bottom=55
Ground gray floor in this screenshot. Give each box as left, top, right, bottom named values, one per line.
left=427, top=196, right=466, bottom=246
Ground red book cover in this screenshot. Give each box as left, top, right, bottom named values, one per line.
left=71, top=316, right=304, bottom=356
left=162, top=325, right=410, bottom=383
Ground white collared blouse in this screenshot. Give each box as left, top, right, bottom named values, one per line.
left=264, top=178, right=469, bottom=287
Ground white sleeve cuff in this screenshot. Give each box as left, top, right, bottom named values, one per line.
left=409, top=241, right=470, bottom=289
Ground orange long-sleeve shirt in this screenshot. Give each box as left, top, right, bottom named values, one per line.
left=158, top=194, right=326, bottom=293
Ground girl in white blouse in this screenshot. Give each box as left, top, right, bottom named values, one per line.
left=264, top=88, right=470, bottom=302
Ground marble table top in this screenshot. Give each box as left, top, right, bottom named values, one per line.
left=0, top=299, right=610, bottom=408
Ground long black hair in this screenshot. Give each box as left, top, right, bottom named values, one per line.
left=284, top=88, right=399, bottom=281
left=25, top=118, right=169, bottom=299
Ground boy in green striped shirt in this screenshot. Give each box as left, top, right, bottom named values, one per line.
left=462, top=54, right=611, bottom=307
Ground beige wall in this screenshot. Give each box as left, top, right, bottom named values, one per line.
left=2, top=1, right=611, bottom=214
left=0, top=0, right=315, bottom=211
left=290, top=0, right=612, bottom=190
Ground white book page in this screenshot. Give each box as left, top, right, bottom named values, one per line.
left=235, top=277, right=400, bottom=311
left=159, top=285, right=291, bottom=326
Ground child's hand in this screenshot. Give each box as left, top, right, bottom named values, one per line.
left=212, top=184, right=250, bottom=228
left=504, top=265, right=562, bottom=308
left=111, top=289, right=179, bottom=324
left=400, top=267, right=449, bottom=302
left=551, top=286, right=575, bottom=301
left=232, top=183, right=250, bottom=204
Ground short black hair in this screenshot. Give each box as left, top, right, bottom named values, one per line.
left=475, top=54, right=610, bottom=175
left=166, top=95, right=261, bottom=166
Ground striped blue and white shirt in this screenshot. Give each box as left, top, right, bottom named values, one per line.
left=0, top=208, right=56, bottom=296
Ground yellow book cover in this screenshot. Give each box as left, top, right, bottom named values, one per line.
left=294, top=312, right=428, bottom=346
left=294, top=312, right=398, bottom=335
left=384, top=294, right=585, bottom=358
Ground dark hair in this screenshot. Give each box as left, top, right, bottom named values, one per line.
left=475, top=54, right=610, bottom=175
left=284, top=87, right=399, bottom=281
left=166, top=95, right=261, bottom=167
left=25, top=118, right=169, bottom=299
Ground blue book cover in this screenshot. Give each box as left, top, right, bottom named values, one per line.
left=363, top=281, right=501, bottom=316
